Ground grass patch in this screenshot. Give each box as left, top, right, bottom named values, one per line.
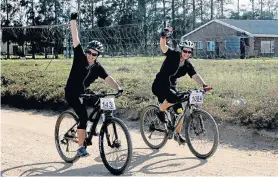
left=1, top=57, right=278, bottom=130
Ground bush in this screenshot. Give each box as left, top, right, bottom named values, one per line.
left=1, top=58, right=278, bottom=130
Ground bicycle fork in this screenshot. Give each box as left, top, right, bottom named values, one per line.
left=103, top=113, right=120, bottom=148
left=191, top=113, right=205, bottom=135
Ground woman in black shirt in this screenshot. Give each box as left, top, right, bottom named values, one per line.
left=65, top=13, right=123, bottom=157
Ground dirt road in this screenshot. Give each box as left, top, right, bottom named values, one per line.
left=1, top=107, right=278, bottom=176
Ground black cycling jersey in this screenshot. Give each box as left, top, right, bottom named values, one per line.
left=169, top=60, right=196, bottom=86
left=153, top=48, right=196, bottom=87
left=65, top=44, right=108, bottom=94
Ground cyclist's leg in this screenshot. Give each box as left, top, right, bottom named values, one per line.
left=174, top=118, right=186, bottom=144
left=65, top=92, right=89, bottom=156
left=163, top=88, right=179, bottom=112
left=175, top=117, right=184, bottom=133
left=156, top=100, right=174, bottom=123
left=153, top=85, right=179, bottom=123
left=152, top=83, right=173, bottom=123
left=166, top=89, right=186, bottom=143
left=172, top=103, right=184, bottom=133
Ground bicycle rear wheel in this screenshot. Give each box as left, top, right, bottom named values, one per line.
left=140, top=105, right=168, bottom=149
left=54, top=111, right=79, bottom=163
left=99, top=118, right=132, bottom=175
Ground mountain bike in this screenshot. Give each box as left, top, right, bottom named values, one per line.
left=55, top=91, right=132, bottom=175
left=140, top=88, right=219, bottom=159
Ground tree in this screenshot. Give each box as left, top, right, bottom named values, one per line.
left=1, top=0, right=20, bottom=58
left=79, top=0, right=97, bottom=29
left=250, top=0, right=255, bottom=19
left=138, top=0, right=147, bottom=54
left=259, top=0, right=263, bottom=19
left=237, top=0, right=239, bottom=19
left=95, top=5, right=113, bottom=27
left=199, top=0, right=204, bottom=22
left=19, top=0, right=36, bottom=58
left=192, top=0, right=196, bottom=28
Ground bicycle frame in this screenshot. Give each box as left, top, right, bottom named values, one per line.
left=162, top=93, right=203, bottom=137
left=86, top=101, right=117, bottom=146
left=62, top=93, right=120, bottom=148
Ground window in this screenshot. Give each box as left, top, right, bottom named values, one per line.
left=261, top=41, right=275, bottom=53
left=207, top=41, right=215, bottom=51
left=196, top=41, right=203, bottom=49
left=225, top=37, right=240, bottom=52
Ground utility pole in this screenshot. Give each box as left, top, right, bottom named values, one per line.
left=6, top=0, right=10, bottom=59
left=220, top=0, right=224, bottom=18
left=210, top=0, right=214, bottom=20
left=54, top=0, right=58, bottom=58
left=32, top=0, right=35, bottom=59
left=238, top=0, right=240, bottom=19
left=78, top=0, right=81, bottom=28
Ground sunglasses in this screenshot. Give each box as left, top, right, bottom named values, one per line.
left=183, top=50, right=192, bottom=54
left=85, top=51, right=98, bottom=56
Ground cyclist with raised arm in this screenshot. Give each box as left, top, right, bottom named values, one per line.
left=65, top=13, right=123, bottom=157
left=152, top=26, right=211, bottom=144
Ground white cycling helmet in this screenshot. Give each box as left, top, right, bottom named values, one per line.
left=179, top=39, right=195, bottom=49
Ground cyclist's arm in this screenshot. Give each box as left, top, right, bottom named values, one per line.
left=160, top=37, right=168, bottom=54
left=70, top=19, right=80, bottom=48
left=192, top=74, right=207, bottom=87
left=104, top=76, right=122, bottom=91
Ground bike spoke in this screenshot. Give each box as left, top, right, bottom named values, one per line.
left=102, top=122, right=128, bottom=169
left=56, top=113, right=79, bottom=160
left=140, top=106, right=168, bottom=149
left=187, top=112, right=218, bottom=156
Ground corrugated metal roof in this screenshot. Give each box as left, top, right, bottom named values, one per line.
left=218, top=19, right=278, bottom=35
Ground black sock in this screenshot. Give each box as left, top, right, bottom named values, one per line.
left=157, top=110, right=166, bottom=123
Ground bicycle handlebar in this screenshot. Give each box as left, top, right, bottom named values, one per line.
left=177, top=87, right=213, bottom=103
left=178, top=87, right=213, bottom=95
left=80, top=90, right=123, bottom=99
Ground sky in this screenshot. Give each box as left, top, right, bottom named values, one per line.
left=227, top=0, right=251, bottom=11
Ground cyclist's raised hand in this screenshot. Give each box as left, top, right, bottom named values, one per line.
left=70, top=12, right=80, bottom=47
left=160, top=26, right=174, bottom=38
left=70, top=12, right=78, bottom=20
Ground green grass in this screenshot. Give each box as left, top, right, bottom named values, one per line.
left=1, top=57, right=278, bottom=129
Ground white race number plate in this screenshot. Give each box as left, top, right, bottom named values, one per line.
left=100, top=98, right=116, bottom=110
left=190, top=91, right=203, bottom=104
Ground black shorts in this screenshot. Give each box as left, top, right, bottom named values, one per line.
left=65, top=89, right=88, bottom=129
left=152, top=82, right=179, bottom=104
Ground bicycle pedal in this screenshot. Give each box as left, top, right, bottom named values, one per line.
left=177, top=141, right=186, bottom=146
left=92, top=131, right=99, bottom=136
left=167, top=131, right=174, bottom=139
left=86, top=140, right=93, bottom=146
left=174, top=135, right=186, bottom=145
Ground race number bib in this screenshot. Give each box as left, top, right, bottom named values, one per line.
left=190, top=91, right=203, bottom=104
left=100, top=98, right=116, bottom=110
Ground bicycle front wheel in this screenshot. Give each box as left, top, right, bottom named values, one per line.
left=185, top=108, right=219, bottom=159
left=99, top=118, right=132, bottom=175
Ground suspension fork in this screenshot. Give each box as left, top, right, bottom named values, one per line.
left=103, top=111, right=118, bottom=148
left=191, top=109, right=205, bottom=133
